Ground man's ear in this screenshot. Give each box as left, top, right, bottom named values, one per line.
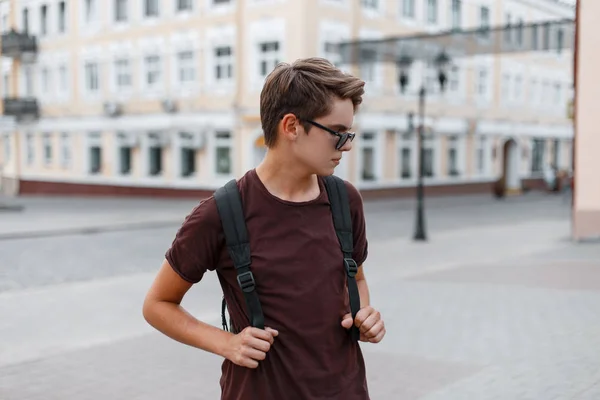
left=280, top=113, right=300, bottom=144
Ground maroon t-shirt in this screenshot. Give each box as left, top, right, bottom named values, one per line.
left=166, top=169, right=370, bottom=400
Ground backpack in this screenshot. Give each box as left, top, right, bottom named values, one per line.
left=213, top=174, right=361, bottom=342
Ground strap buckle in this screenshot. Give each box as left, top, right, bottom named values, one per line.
left=344, top=258, right=358, bottom=278
left=237, top=271, right=256, bottom=293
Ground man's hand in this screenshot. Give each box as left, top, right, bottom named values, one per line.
left=224, top=326, right=279, bottom=369
left=341, top=306, right=386, bottom=343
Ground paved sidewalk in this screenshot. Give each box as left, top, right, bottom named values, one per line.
left=2, top=213, right=600, bottom=399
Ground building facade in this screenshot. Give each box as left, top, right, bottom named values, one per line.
left=0, top=0, right=575, bottom=198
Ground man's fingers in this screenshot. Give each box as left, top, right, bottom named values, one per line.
left=365, top=320, right=385, bottom=340
left=341, top=313, right=353, bottom=329
left=368, top=324, right=386, bottom=343
left=265, top=327, right=279, bottom=337
left=354, top=306, right=374, bottom=327
left=359, top=310, right=381, bottom=333
left=248, top=327, right=276, bottom=343
left=243, top=347, right=267, bottom=362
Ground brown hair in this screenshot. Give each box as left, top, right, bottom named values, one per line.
left=260, top=57, right=365, bottom=148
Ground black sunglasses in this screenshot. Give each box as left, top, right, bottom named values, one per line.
left=304, top=120, right=356, bottom=150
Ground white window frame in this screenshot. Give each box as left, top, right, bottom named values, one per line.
left=84, top=61, right=100, bottom=94
left=42, top=132, right=52, bottom=166
left=398, top=131, right=417, bottom=181
left=143, top=131, right=167, bottom=178
left=80, top=0, right=100, bottom=34
left=402, top=0, right=415, bottom=20
left=86, top=132, right=103, bottom=176
left=57, top=1, right=67, bottom=34
left=358, top=29, right=383, bottom=95
left=214, top=130, right=234, bottom=179
left=171, top=31, right=200, bottom=95
left=25, top=132, right=35, bottom=166
left=143, top=0, right=159, bottom=19
left=60, top=132, right=71, bottom=169
left=319, top=20, right=351, bottom=68
left=357, top=130, right=384, bottom=185
left=114, top=0, right=129, bottom=24
left=207, top=0, right=235, bottom=14
left=248, top=19, right=285, bottom=91
left=114, top=131, right=138, bottom=176
left=2, top=133, right=10, bottom=162
left=426, top=0, right=438, bottom=25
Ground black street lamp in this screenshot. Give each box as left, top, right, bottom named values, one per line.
left=398, top=52, right=451, bottom=241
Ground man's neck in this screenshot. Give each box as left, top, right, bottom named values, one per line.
left=255, top=152, right=320, bottom=203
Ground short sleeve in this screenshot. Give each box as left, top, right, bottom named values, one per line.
left=344, top=180, right=368, bottom=267
left=165, top=197, right=223, bottom=284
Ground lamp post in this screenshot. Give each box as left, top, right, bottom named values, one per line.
left=398, top=52, right=450, bottom=242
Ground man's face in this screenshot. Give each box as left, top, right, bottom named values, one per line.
left=294, top=97, right=355, bottom=176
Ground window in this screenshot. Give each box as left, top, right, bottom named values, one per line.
left=402, top=0, right=415, bottom=18
left=530, top=79, right=538, bottom=105
left=144, top=55, right=161, bottom=88
left=543, top=22, right=550, bottom=50
left=361, top=133, right=376, bottom=181
left=531, top=139, right=545, bottom=173
left=477, top=68, right=488, bottom=98
left=552, top=139, right=560, bottom=167
left=532, top=25, right=539, bottom=50
left=2, top=73, right=8, bottom=97
left=59, top=64, right=68, bottom=94
left=43, top=133, right=52, bottom=165
left=177, top=0, right=193, bottom=11
left=557, top=29, right=564, bottom=54
left=144, top=0, right=159, bottom=17
left=60, top=133, right=71, bottom=168
left=215, top=46, right=233, bottom=81
left=399, top=133, right=413, bottom=179
left=423, top=145, right=434, bottom=177
left=449, top=65, right=459, bottom=93
left=3, top=134, right=10, bottom=161
left=41, top=67, right=51, bottom=95
left=26, top=133, right=34, bottom=165
left=502, top=74, right=511, bottom=102
left=427, top=0, right=437, bottom=24
left=215, top=131, right=232, bottom=175
left=476, top=136, right=486, bottom=174
left=115, top=58, right=131, bottom=89
left=22, top=8, right=29, bottom=33
left=177, top=51, right=195, bottom=84
left=450, top=0, right=461, bottom=30
left=148, top=133, right=163, bottom=176
left=58, top=1, right=66, bottom=33
left=24, top=66, right=34, bottom=97
left=116, top=133, right=135, bottom=174
left=362, top=0, right=377, bottom=10
left=85, top=62, right=99, bottom=92
left=554, top=82, right=562, bottom=106
left=179, top=132, right=197, bottom=178
left=516, top=19, right=524, bottom=47
left=84, top=0, right=95, bottom=23
left=258, top=41, right=280, bottom=78
left=359, top=48, right=377, bottom=83
left=213, top=0, right=230, bottom=4
left=514, top=75, right=522, bottom=102
left=504, top=13, right=512, bottom=44
left=447, top=136, right=459, bottom=176
left=40, top=5, right=48, bottom=36
left=2, top=14, right=7, bottom=34
left=115, top=0, right=127, bottom=22
left=89, top=146, right=101, bottom=174
left=479, top=6, right=490, bottom=39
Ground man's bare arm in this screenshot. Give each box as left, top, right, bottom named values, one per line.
left=142, top=259, right=278, bottom=368
left=142, top=259, right=234, bottom=356
left=355, top=265, right=370, bottom=308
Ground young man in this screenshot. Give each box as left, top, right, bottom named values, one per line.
left=143, top=57, right=386, bottom=399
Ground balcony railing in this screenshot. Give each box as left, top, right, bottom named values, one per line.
left=2, top=98, right=39, bottom=119
left=1, top=30, right=37, bottom=58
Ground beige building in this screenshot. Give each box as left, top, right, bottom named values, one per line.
left=0, top=0, right=575, bottom=198
left=573, top=0, right=599, bottom=241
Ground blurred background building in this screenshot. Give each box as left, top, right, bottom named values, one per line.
left=0, top=0, right=575, bottom=197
